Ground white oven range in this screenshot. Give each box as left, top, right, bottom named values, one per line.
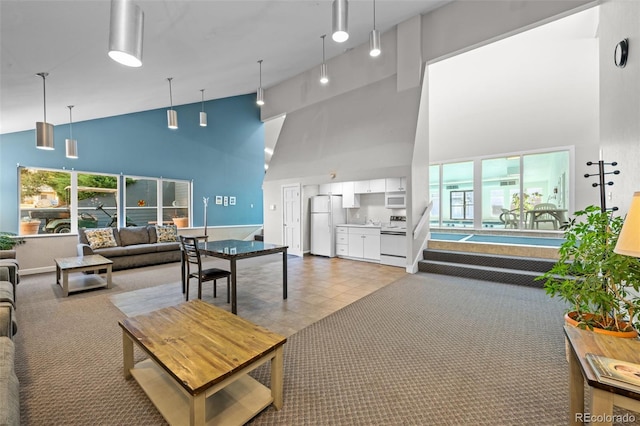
left=380, top=216, right=406, bottom=268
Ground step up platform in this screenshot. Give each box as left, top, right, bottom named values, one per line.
left=418, top=249, right=557, bottom=288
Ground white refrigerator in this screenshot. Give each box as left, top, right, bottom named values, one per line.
left=310, top=195, right=345, bottom=257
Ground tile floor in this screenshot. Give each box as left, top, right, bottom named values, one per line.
left=113, top=254, right=407, bottom=337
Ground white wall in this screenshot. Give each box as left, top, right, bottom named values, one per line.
left=428, top=7, right=600, bottom=211
left=599, top=0, right=640, bottom=215
left=261, top=0, right=600, bottom=246
left=265, top=75, right=419, bottom=183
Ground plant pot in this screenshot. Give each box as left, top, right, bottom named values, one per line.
left=20, top=221, right=41, bottom=235
left=172, top=217, right=188, bottom=228
left=564, top=312, right=638, bottom=339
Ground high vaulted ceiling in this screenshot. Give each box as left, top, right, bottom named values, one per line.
left=0, top=0, right=449, bottom=135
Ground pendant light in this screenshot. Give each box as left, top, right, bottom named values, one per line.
left=65, top=105, right=78, bottom=159
left=319, top=35, right=329, bottom=85
left=108, top=0, right=144, bottom=67
left=332, top=0, right=349, bottom=43
left=256, top=60, right=265, bottom=106
left=199, top=89, right=207, bottom=127
left=167, top=77, right=178, bottom=129
left=35, top=72, right=54, bottom=150
left=369, top=0, right=381, bottom=57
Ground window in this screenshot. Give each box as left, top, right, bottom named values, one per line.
left=124, top=177, right=158, bottom=227
left=481, top=156, right=519, bottom=228
left=18, top=166, right=191, bottom=235
left=19, top=168, right=71, bottom=235
left=450, top=190, right=473, bottom=220
left=430, top=149, right=571, bottom=231
left=429, top=165, right=440, bottom=226
left=441, top=161, right=474, bottom=228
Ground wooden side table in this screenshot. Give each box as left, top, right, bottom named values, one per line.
left=120, top=299, right=286, bottom=425
left=54, top=254, right=113, bottom=296
left=564, top=325, right=640, bottom=425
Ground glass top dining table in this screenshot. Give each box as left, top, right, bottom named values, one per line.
left=194, top=239, right=288, bottom=315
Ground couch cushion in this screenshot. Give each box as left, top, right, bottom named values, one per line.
left=92, top=246, right=131, bottom=257
left=118, top=226, right=150, bottom=246
left=114, top=244, right=158, bottom=256
left=0, top=283, right=13, bottom=308
left=155, top=225, right=178, bottom=242
left=155, top=242, right=181, bottom=253
left=147, top=225, right=158, bottom=244
left=0, top=336, right=19, bottom=426
left=0, top=307, right=12, bottom=338
left=84, top=228, right=118, bottom=249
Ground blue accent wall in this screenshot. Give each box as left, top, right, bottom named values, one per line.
left=0, top=94, right=264, bottom=232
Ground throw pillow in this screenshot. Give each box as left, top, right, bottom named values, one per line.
left=156, top=225, right=178, bottom=243
left=84, top=228, right=117, bottom=249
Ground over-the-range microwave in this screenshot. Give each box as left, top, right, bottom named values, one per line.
left=385, top=192, right=406, bottom=209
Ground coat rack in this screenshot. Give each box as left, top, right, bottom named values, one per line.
left=584, top=153, right=620, bottom=213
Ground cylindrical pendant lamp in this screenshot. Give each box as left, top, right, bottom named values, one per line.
left=167, top=77, right=178, bottom=129
left=65, top=105, right=78, bottom=159
left=332, top=0, right=349, bottom=43
left=320, top=35, right=329, bottom=85
left=108, top=0, right=144, bottom=67
left=369, top=0, right=381, bottom=57
left=256, top=60, right=265, bottom=106
left=199, top=89, right=207, bottom=127
left=35, top=72, right=54, bottom=150
left=369, top=29, right=381, bottom=57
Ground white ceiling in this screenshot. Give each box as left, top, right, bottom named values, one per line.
left=0, top=0, right=449, bottom=135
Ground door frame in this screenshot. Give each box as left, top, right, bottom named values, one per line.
left=281, top=183, right=302, bottom=257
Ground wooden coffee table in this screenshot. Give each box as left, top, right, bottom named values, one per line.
left=119, top=299, right=287, bottom=426
left=54, top=254, right=113, bottom=297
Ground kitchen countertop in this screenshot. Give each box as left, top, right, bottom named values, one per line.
left=337, top=223, right=381, bottom=228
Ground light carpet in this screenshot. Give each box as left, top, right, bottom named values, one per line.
left=13, top=260, right=640, bottom=425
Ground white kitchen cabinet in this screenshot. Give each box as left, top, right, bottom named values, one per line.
left=318, top=182, right=343, bottom=195
left=347, top=227, right=380, bottom=261
left=354, top=179, right=385, bottom=194
left=385, top=177, right=407, bottom=192
left=335, top=226, right=349, bottom=257
left=341, top=181, right=360, bottom=208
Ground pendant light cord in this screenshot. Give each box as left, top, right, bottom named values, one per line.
left=168, top=77, right=174, bottom=108
left=200, top=89, right=205, bottom=112
left=37, top=72, right=48, bottom=122
left=373, top=0, right=376, bottom=30
left=321, top=35, right=326, bottom=63
left=67, top=105, right=74, bottom=140
left=258, top=60, right=263, bottom=88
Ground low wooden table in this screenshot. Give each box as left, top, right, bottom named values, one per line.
left=119, top=299, right=287, bottom=425
left=564, top=325, right=640, bottom=425
left=54, top=254, right=113, bottom=297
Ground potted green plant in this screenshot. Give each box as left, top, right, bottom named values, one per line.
left=0, top=232, right=25, bottom=259
left=538, top=205, right=640, bottom=337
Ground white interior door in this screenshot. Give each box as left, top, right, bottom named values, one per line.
left=282, top=184, right=302, bottom=257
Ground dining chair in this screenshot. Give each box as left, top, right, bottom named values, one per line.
left=180, top=236, right=231, bottom=302
left=499, top=208, right=519, bottom=229
left=532, top=203, right=559, bottom=229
